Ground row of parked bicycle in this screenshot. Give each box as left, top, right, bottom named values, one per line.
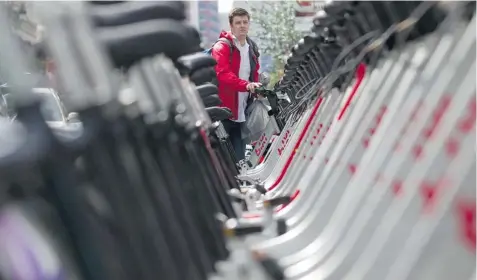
left=234, top=2, right=475, bottom=280
left=0, top=1, right=474, bottom=280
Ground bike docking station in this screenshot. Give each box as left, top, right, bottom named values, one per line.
left=0, top=1, right=474, bottom=280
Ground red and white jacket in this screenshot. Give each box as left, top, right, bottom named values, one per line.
left=211, top=31, right=260, bottom=121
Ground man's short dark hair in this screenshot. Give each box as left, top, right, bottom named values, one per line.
left=228, top=7, right=250, bottom=24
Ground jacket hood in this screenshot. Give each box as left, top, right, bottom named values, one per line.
left=219, top=30, right=235, bottom=42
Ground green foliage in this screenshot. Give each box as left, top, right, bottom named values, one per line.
left=268, top=70, right=283, bottom=89
left=250, top=1, right=304, bottom=70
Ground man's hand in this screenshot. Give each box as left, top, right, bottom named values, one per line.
left=246, top=82, right=262, bottom=93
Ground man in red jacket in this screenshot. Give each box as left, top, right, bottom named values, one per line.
left=211, top=7, right=261, bottom=162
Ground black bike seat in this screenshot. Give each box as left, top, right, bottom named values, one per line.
left=206, top=107, right=232, bottom=122
left=283, top=63, right=294, bottom=72
left=196, top=84, right=218, bottom=99
left=97, top=19, right=198, bottom=68
left=291, top=36, right=317, bottom=56
left=284, top=55, right=308, bottom=70
left=291, top=42, right=306, bottom=57
left=282, top=73, right=295, bottom=83
left=190, top=68, right=217, bottom=86
left=90, top=1, right=186, bottom=27
left=202, top=94, right=221, bottom=107
left=177, top=53, right=217, bottom=74
left=286, top=53, right=304, bottom=65
left=303, top=34, right=320, bottom=48
left=283, top=67, right=297, bottom=76
left=284, top=55, right=297, bottom=67
left=285, top=57, right=303, bottom=68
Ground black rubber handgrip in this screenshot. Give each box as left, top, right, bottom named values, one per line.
left=256, top=255, right=285, bottom=280
left=254, top=184, right=267, bottom=195
left=264, top=195, right=292, bottom=207
left=224, top=225, right=263, bottom=237
left=89, top=1, right=125, bottom=5
left=234, top=225, right=263, bottom=236
left=276, top=218, right=287, bottom=235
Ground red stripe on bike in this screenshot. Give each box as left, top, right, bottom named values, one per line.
left=267, top=97, right=324, bottom=191
left=337, top=63, right=367, bottom=121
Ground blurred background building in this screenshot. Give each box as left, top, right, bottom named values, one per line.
left=294, top=0, right=326, bottom=32
left=187, top=1, right=221, bottom=49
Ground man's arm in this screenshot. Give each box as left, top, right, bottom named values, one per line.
left=211, top=42, right=249, bottom=92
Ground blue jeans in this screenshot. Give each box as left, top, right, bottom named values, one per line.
left=222, top=120, right=245, bottom=162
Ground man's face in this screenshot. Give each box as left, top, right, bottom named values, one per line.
left=230, top=15, right=249, bottom=38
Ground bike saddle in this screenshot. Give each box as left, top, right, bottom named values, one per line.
left=283, top=63, right=295, bottom=72
left=282, top=72, right=297, bottom=84
left=190, top=67, right=217, bottom=86
left=282, top=67, right=296, bottom=79
left=205, top=107, right=232, bottom=122
left=303, top=34, right=321, bottom=48
left=281, top=72, right=295, bottom=83
left=291, top=36, right=316, bottom=57
left=286, top=53, right=304, bottom=66
left=285, top=57, right=303, bottom=69
left=283, top=66, right=298, bottom=77
left=97, top=19, right=197, bottom=68
left=202, top=94, right=221, bottom=107
left=196, top=84, right=218, bottom=99
left=89, top=1, right=186, bottom=27
left=285, top=46, right=318, bottom=71
left=177, top=53, right=217, bottom=75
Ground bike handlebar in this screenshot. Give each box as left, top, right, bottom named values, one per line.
left=254, top=86, right=271, bottom=95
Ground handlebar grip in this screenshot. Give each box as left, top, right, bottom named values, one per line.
left=263, top=195, right=292, bottom=207
left=252, top=251, right=285, bottom=280
left=223, top=225, right=263, bottom=237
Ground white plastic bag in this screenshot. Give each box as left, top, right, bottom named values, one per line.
left=242, top=98, right=270, bottom=143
